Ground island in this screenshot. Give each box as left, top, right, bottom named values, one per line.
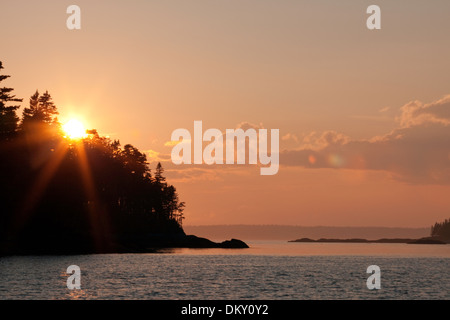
left=289, top=237, right=447, bottom=244
left=289, top=219, right=450, bottom=245
left=0, top=61, right=248, bottom=256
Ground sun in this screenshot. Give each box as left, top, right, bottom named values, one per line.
left=63, top=119, right=87, bottom=139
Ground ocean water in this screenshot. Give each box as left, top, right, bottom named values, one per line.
left=0, top=241, right=448, bottom=300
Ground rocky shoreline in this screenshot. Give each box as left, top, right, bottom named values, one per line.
left=0, top=234, right=249, bottom=256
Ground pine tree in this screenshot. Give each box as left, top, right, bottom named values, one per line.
left=155, top=162, right=166, bottom=183
left=431, top=218, right=450, bottom=240
left=0, top=61, right=22, bottom=141
left=22, top=90, right=59, bottom=125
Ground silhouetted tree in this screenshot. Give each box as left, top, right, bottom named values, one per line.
left=21, top=90, right=59, bottom=126
left=0, top=62, right=186, bottom=255
left=122, top=144, right=149, bottom=177
left=0, top=61, right=22, bottom=141
left=155, top=162, right=166, bottom=183
left=431, top=218, right=450, bottom=240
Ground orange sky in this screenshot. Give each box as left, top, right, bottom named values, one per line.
left=2, top=0, right=450, bottom=227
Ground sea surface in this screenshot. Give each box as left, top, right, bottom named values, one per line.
left=0, top=241, right=449, bottom=300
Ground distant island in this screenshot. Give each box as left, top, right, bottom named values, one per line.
left=184, top=225, right=430, bottom=241
left=288, top=238, right=447, bottom=244
left=0, top=60, right=248, bottom=255
left=289, top=218, right=450, bottom=245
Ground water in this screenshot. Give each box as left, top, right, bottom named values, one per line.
left=0, top=241, right=449, bottom=300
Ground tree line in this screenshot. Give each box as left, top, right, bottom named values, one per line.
left=0, top=61, right=185, bottom=254
left=431, top=218, right=450, bottom=241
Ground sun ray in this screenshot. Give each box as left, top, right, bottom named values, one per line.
left=11, top=141, right=69, bottom=234
left=75, top=141, right=113, bottom=252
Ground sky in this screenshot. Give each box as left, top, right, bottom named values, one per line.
left=1, top=0, right=450, bottom=227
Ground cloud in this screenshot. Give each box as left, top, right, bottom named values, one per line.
left=236, top=121, right=264, bottom=131
left=300, top=131, right=350, bottom=150
left=281, top=133, right=299, bottom=143
left=281, top=95, right=450, bottom=185
left=159, top=121, right=279, bottom=176
left=145, top=149, right=171, bottom=163
left=154, top=98, right=450, bottom=184
left=397, top=95, right=450, bottom=128
left=164, top=140, right=183, bottom=147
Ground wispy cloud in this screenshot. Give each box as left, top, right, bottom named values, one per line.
left=145, top=149, right=171, bottom=163
left=281, top=95, right=450, bottom=185
left=281, top=133, right=299, bottom=143
left=164, top=140, right=183, bottom=147
left=397, top=95, right=450, bottom=128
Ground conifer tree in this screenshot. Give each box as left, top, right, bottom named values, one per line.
left=22, top=90, right=59, bottom=125
left=0, top=61, right=22, bottom=141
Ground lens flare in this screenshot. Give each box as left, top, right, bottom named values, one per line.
left=328, top=154, right=345, bottom=167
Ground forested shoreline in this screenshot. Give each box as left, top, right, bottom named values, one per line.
left=0, top=61, right=247, bottom=254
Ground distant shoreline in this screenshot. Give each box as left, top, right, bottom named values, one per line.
left=288, top=237, right=447, bottom=244
left=184, top=225, right=430, bottom=241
